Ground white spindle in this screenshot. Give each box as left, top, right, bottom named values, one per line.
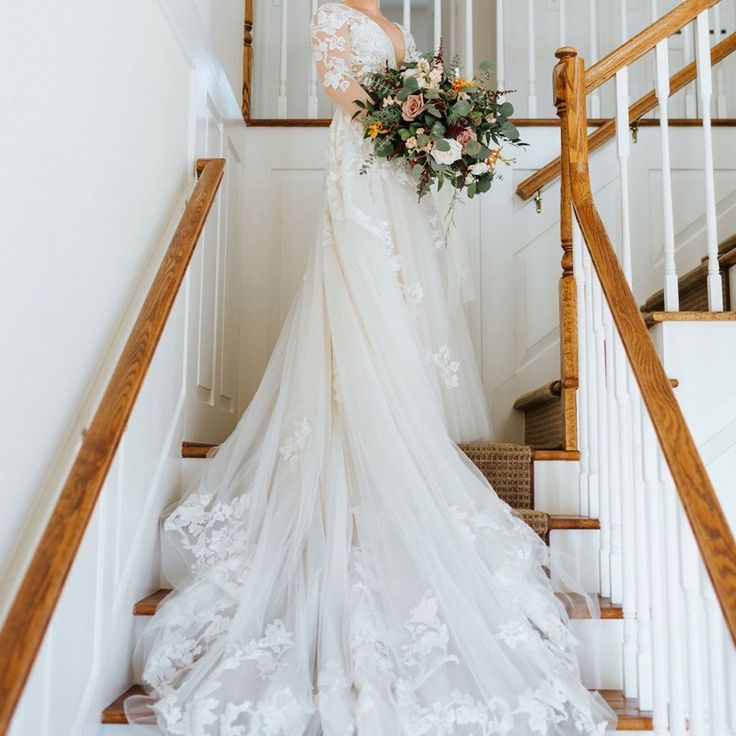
left=661, top=470, right=687, bottom=736
left=696, top=10, right=724, bottom=311
left=496, top=0, right=505, bottom=93
left=465, top=0, right=473, bottom=75
left=632, top=394, right=653, bottom=710
left=589, top=0, right=600, bottom=117
left=434, top=0, right=442, bottom=54
left=654, top=40, right=679, bottom=311
left=527, top=0, right=537, bottom=116
left=615, top=67, right=638, bottom=696
left=573, top=222, right=590, bottom=517
left=620, top=0, right=628, bottom=43
left=559, top=0, right=566, bottom=48
left=583, top=249, right=601, bottom=521
left=683, top=22, right=697, bottom=118
left=450, top=0, right=457, bottom=59
left=679, top=505, right=707, bottom=734
left=308, top=0, right=319, bottom=117
left=703, top=569, right=730, bottom=735
left=403, top=0, right=411, bottom=32
left=642, top=418, right=669, bottom=736
left=592, top=276, right=611, bottom=599
left=277, top=0, right=289, bottom=117
left=712, top=5, right=727, bottom=116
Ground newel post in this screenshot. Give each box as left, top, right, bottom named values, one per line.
left=242, top=0, right=254, bottom=120
left=554, top=48, right=581, bottom=451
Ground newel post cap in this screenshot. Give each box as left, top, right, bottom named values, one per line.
left=555, top=47, right=578, bottom=60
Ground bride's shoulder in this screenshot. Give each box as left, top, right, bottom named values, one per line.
left=311, top=2, right=354, bottom=31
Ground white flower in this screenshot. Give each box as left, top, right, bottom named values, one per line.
left=405, top=136, right=418, bottom=150
left=382, top=95, right=398, bottom=108
left=465, top=174, right=474, bottom=185
left=469, top=161, right=491, bottom=176
left=430, top=138, right=463, bottom=165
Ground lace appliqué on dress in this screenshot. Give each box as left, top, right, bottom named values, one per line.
left=425, top=344, right=460, bottom=388
left=278, top=418, right=312, bottom=464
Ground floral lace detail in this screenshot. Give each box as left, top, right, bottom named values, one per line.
left=155, top=682, right=312, bottom=736
left=402, top=281, right=424, bottom=305
left=164, top=493, right=251, bottom=573
left=278, top=417, right=311, bottom=464
left=222, top=620, right=294, bottom=679
left=425, top=343, right=460, bottom=388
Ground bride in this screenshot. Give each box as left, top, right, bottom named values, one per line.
left=125, top=2, right=617, bottom=733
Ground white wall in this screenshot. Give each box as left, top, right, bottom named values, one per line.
left=1, top=0, right=247, bottom=731
left=237, top=124, right=736, bottom=442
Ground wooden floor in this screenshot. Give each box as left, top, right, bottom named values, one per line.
left=102, top=685, right=652, bottom=729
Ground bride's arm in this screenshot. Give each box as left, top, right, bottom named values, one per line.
left=310, top=7, right=370, bottom=116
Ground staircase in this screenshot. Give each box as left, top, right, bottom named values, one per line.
left=98, top=441, right=654, bottom=731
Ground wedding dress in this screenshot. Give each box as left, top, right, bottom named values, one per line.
left=124, top=4, right=617, bottom=734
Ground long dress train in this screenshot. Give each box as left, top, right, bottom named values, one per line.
left=124, top=3, right=617, bottom=734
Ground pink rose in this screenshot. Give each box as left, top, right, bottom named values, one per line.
left=456, top=127, right=477, bottom=150
left=401, top=93, right=425, bottom=121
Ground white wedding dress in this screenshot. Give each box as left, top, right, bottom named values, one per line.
left=125, top=4, right=617, bottom=734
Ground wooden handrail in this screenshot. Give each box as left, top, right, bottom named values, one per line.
left=0, top=158, right=226, bottom=732
left=555, top=48, right=736, bottom=642
left=585, top=0, right=719, bottom=94
left=517, top=32, right=736, bottom=201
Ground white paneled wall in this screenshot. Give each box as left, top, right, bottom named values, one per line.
left=2, top=0, right=247, bottom=732
left=239, top=125, right=736, bottom=440
left=249, top=0, right=736, bottom=119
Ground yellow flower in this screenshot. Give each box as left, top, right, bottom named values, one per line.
left=487, top=147, right=512, bottom=167
left=367, top=122, right=388, bottom=138
left=451, top=77, right=472, bottom=92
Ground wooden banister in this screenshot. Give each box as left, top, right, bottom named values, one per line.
left=555, top=48, right=736, bottom=642
left=584, top=0, right=720, bottom=94
left=0, top=158, right=226, bottom=732
left=517, top=32, right=736, bottom=201
left=242, top=0, right=253, bottom=120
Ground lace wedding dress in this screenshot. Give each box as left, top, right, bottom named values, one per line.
left=125, top=4, right=617, bottom=734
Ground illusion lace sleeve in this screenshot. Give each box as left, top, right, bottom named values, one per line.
left=310, top=4, right=369, bottom=115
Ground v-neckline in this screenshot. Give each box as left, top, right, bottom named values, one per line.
left=342, top=3, right=407, bottom=66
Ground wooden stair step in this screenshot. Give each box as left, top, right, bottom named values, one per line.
left=102, top=686, right=646, bottom=727
left=644, top=310, right=736, bottom=327
left=133, top=588, right=622, bottom=620
left=549, top=514, right=601, bottom=530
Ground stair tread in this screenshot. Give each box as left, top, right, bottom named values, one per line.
left=644, top=310, right=736, bottom=327
left=102, top=686, right=646, bottom=727
left=133, top=587, right=621, bottom=620
left=549, top=515, right=601, bottom=530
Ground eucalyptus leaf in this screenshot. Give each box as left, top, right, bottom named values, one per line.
left=453, top=99, right=471, bottom=116
left=375, top=139, right=394, bottom=157
left=464, top=140, right=482, bottom=157
left=498, top=102, right=514, bottom=117
left=431, top=121, right=445, bottom=137
left=435, top=139, right=450, bottom=152
left=500, top=121, right=519, bottom=140
left=412, top=163, right=424, bottom=180
left=478, top=59, right=493, bottom=71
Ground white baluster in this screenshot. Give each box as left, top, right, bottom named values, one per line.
left=583, top=248, right=601, bottom=521
left=527, top=0, right=537, bottom=117
left=727, top=628, right=736, bottom=733
left=679, top=504, right=707, bottom=734
left=450, top=0, right=457, bottom=58
left=589, top=0, right=600, bottom=117
left=434, top=0, right=442, bottom=54
left=654, top=40, right=679, bottom=311
left=620, top=0, right=628, bottom=44
left=308, top=0, right=319, bottom=118
left=403, top=0, right=411, bottom=32
left=703, top=568, right=729, bottom=736
left=465, top=0, right=474, bottom=75
left=559, top=0, right=566, bottom=48
left=632, top=393, right=653, bottom=709
left=712, top=5, right=727, bottom=116
left=592, top=276, right=611, bottom=599
left=278, top=0, right=289, bottom=117
left=696, top=10, right=724, bottom=311
left=615, top=66, right=638, bottom=695
left=496, top=0, right=505, bottom=93
left=604, top=303, right=623, bottom=605
left=661, top=469, right=687, bottom=736
left=573, top=221, right=590, bottom=517
left=642, top=419, right=669, bottom=735
left=683, top=22, right=697, bottom=118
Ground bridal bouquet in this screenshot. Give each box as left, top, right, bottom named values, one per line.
left=355, top=47, right=525, bottom=201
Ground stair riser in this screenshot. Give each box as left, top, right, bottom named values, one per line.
left=572, top=619, right=624, bottom=691
left=550, top=529, right=601, bottom=594
left=534, top=460, right=581, bottom=515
